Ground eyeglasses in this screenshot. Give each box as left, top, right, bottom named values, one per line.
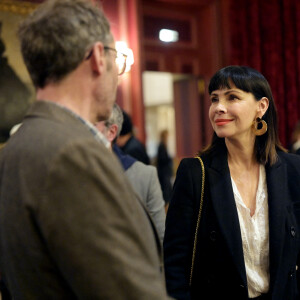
left=104, top=46, right=127, bottom=76
left=85, top=45, right=128, bottom=76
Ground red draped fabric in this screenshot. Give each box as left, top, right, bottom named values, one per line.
left=229, top=0, right=300, bottom=147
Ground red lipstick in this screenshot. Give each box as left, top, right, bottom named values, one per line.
left=215, top=119, right=233, bottom=126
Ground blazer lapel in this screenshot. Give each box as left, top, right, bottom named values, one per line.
left=266, top=156, right=287, bottom=291
left=206, top=151, right=248, bottom=287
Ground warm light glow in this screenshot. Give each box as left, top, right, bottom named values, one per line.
left=116, top=41, right=134, bottom=73
left=159, top=29, right=179, bottom=42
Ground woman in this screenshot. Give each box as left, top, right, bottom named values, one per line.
left=164, top=66, right=300, bottom=300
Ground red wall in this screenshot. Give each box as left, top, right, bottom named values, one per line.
left=17, top=0, right=232, bottom=150
left=102, top=0, right=146, bottom=142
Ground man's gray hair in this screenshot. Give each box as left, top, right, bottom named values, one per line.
left=18, top=0, right=113, bottom=88
left=105, top=103, right=124, bottom=138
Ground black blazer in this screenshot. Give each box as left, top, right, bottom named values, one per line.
left=164, top=146, right=300, bottom=300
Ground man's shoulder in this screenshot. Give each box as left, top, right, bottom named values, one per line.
left=2, top=108, right=109, bottom=173
left=125, top=162, right=157, bottom=195
left=24, top=101, right=103, bottom=147
left=127, top=161, right=156, bottom=177
left=125, top=162, right=160, bottom=204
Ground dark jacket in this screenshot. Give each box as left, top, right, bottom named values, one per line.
left=164, top=144, right=300, bottom=300
left=157, top=142, right=173, bottom=204
left=120, top=135, right=150, bottom=165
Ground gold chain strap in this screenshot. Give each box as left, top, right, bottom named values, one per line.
left=189, top=156, right=205, bottom=286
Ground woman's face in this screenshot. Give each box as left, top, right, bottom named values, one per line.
left=209, top=84, right=264, bottom=141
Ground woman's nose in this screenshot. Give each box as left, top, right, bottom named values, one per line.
left=215, top=101, right=226, bottom=113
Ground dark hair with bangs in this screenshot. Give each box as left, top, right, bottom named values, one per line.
left=201, top=65, right=286, bottom=165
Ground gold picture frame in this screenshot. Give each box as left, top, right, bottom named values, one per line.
left=0, top=0, right=38, bottom=143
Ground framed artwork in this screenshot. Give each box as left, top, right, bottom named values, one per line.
left=0, top=0, right=38, bottom=143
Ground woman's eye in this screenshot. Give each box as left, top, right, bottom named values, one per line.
left=211, top=97, right=218, bottom=103
left=229, top=94, right=239, bottom=100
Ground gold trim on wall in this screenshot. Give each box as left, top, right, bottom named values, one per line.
left=0, top=0, right=38, bottom=15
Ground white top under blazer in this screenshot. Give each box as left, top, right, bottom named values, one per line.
left=231, top=165, right=269, bottom=298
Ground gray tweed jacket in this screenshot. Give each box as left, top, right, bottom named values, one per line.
left=0, top=101, right=171, bottom=300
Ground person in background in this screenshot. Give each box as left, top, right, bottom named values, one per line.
left=290, top=121, right=300, bottom=155
left=0, top=1, right=171, bottom=299
left=116, top=109, right=150, bottom=165
left=164, top=66, right=300, bottom=299
left=96, top=103, right=166, bottom=242
left=157, top=129, right=173, bottom=209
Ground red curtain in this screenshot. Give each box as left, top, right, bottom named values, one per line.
left=229, top=0, right=300, bottom=147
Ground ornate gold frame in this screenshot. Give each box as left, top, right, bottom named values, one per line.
left=0, top=0, right=38, bottom=15
left=0, top=0, right=38, bottom=144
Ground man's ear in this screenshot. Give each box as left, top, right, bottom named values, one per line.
left=106, top=124, right=118, bottom=143
left=90, top=42, right=105, bottom=75
left=258, top=97, right=269, bottom=118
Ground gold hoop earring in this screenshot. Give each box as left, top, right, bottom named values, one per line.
left=252, top=117, right=268, bottom=136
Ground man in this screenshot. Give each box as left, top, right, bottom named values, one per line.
left=0, top=1, right=171, bottom=299
left=116, top=110, right=150, bottom=165
left=96, top=104, right=166, bottom=242
left=157, top=129, right=173, bottom=208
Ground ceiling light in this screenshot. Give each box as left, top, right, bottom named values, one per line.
left=159, top=29, right=179, bottom=42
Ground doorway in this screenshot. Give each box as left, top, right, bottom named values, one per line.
left=143, top=71, right=207, bottom=165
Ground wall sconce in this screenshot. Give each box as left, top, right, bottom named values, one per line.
left=116, top=41, right=134, bottom=73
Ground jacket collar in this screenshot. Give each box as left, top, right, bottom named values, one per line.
left=112, top=144, right=136, bottom=171
left=25, top=100, right=110, bottom=147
